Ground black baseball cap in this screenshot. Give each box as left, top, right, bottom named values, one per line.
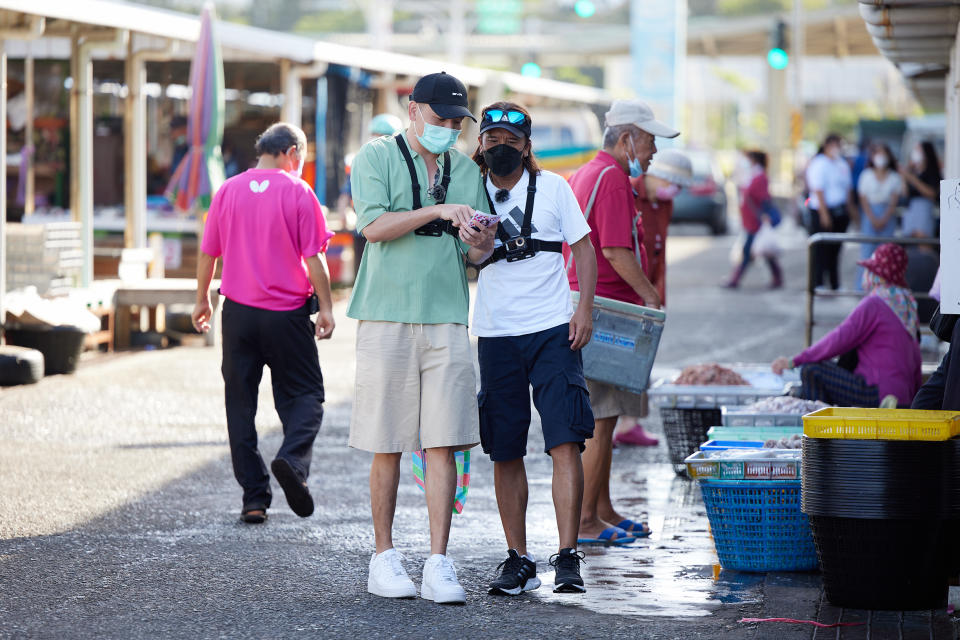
left=411, top=72, right=476, bottom=122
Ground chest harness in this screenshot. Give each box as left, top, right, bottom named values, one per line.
left=395, top=134, right=458, bottom=237
left=480, top=171, right=561, bottom=268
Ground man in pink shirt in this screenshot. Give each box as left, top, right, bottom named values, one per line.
left=193, top=123, right=335, bottom=524
left=566, top=99, right=679, bottom=545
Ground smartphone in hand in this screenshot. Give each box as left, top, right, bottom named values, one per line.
left=469, top=210, right=501, bottom=231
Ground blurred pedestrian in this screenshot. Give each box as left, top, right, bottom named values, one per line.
left=614, top=148, right=694, bottom=449
left=346, top=72, right=494, bottom=604
left=192, top=122, right=336, bottom=524
left=856, top=143, right=901, bottom=288
left=806, top=133, right=858, bottom=290
left=632, top=148, right=694, bottom=306
left=339, top=114, right=406, bottom=276
left=725, top=150, right=782, bottom=289
left=470, top=101, right=598, bottom=595
left=773, top=243, right=921, bottom=407
left=912, top=310, right=960, bottom=410
left=566, top=98, right=679, bottom=545
left=900, top=141, right=942, bottom=238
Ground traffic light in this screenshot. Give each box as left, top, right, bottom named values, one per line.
left=767, top=19, right=789, bottom=70
left=574, top=0, right=596, bottom=18
left=521, top=62, right=542, bottom=78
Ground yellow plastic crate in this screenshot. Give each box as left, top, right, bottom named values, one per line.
left=802, top=408, right=960, bottom=441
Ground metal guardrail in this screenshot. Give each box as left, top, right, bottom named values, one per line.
left=805, top=233, right=940, bottom=346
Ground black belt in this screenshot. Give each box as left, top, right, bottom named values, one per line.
left=481, top=237, right=562, bottom=267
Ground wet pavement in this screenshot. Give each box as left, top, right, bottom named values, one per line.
left=1, top=228, right=956, bottom=639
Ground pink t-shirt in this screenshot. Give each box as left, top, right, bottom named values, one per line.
left=201, top=168, right=334, bottom=311
left=566, top=151, right=646, bottom=305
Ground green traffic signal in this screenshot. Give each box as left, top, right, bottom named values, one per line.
left=521, top=62, right=542, bottom=78
left=574, top=0, right=596, bottom=18
left=767, top=47, right=789, bottom=70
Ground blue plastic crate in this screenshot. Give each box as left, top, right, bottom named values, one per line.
left=699, top=440, right=765, bottom=452
left=699, top=479, right=818, bottom=572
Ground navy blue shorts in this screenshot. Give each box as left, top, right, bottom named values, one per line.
left=477, top=323, right=595, bottom=462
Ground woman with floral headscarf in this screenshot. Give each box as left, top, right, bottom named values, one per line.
left=772, top=243, right=922, bottom=407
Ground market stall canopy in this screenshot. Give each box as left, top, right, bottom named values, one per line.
left=0, top=0, right=608, bottom=104
left=857, top=0, right=960, bottom=112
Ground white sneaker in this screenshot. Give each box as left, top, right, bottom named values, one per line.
left=421, top=554, right=466, bottom=604
left=367, top=549, right=417, bottom=599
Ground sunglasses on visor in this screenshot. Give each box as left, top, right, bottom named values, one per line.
left=483, top=109, right=527, bottom=125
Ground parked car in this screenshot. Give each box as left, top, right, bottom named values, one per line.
left=671, top=150, right=728, bottom=235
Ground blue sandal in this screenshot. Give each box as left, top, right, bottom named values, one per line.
left=577, top=525, right=635, bottom=546
left=616, top=519, right=652, bottom=538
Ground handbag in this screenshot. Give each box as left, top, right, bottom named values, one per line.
left=751, top=222, right=781, bottom=258
left=930, top=305, right=958, bottom=343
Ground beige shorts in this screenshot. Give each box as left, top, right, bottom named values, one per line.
left=349, top=321, right=480, bottom=453
left=586, top=379, right=648, bottom=420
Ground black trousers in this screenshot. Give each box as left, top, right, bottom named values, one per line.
left=221, top=297, right=325, bottom=509
left=809, top=206, right=850, bottom=290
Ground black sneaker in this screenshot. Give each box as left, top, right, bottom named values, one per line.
left=549, top=548, right=586, bottom=593
left=489, top=549, right=541, bottom=596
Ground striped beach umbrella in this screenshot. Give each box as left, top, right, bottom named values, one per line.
left=166, top=3, right=225, bottom=213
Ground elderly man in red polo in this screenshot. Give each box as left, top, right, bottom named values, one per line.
left=565, top=99, right=680, bottom=545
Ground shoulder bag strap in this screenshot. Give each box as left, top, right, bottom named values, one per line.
left=395, top=134, right=421, bottom=210
left=566, top=164, right=617, bottom=275
left=520, top=170, right=538, bottom=237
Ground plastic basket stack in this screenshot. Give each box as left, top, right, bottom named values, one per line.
left=685, top=446, right=817, bottom=573
left=802, top=408, right=960, bottom=610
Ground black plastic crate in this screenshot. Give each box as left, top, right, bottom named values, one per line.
left=809, top=515, right=948, bottom=610
left=661, top=408, right=722, bottom=474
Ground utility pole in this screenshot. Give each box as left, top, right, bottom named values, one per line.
left=766, top=18, right=789, bottom=186
left=448, top=0, right=466, bottom=65
left=361, top=0, right=394, bottom=51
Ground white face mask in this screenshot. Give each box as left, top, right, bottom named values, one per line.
left=873, top=154, right=888, bottom=170
left=911, top=148, right=925, bottom=166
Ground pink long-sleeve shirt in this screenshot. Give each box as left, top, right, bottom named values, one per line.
left=793, top=295, right=922, bottom=405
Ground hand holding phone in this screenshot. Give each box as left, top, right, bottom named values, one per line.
left=469, top=210, right=501, bottom=231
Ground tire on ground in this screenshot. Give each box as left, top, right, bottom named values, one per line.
left=0, top=345, right=45, bottom=385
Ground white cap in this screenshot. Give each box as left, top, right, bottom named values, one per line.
left=647, top=149, right=694, bottom=187
left=604, top=99, right=680, bottom=139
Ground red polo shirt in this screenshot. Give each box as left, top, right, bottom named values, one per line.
left=566, top=151, right=647, bottom=305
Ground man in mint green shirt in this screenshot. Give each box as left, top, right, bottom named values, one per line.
left=347, top=72, right=495, bottom=605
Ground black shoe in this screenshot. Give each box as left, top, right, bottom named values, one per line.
left=240, top=507, right=267, bottom=524
left=270, top=458, right=314, bottom=517
left=549, top=548, right=586, bottom=593
left=488, top=549, right=541, bottom=596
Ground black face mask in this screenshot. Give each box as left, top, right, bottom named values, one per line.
left=483, top=144, right=523, bottom=177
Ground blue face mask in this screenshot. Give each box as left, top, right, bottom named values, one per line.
left=628, top=137, right=644, bottom=178
left=416, top=105, right=460, bottom=154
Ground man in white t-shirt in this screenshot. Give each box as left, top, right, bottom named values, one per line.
left=469, top=101, right=598, bottom=596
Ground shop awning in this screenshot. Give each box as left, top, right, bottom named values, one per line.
left=0, top=0, right=609, bottom=104
left=857, top=1, right=960, bottom=112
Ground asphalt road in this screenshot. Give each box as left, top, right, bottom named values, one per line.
left=1, top=226, right=953, bottom=639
